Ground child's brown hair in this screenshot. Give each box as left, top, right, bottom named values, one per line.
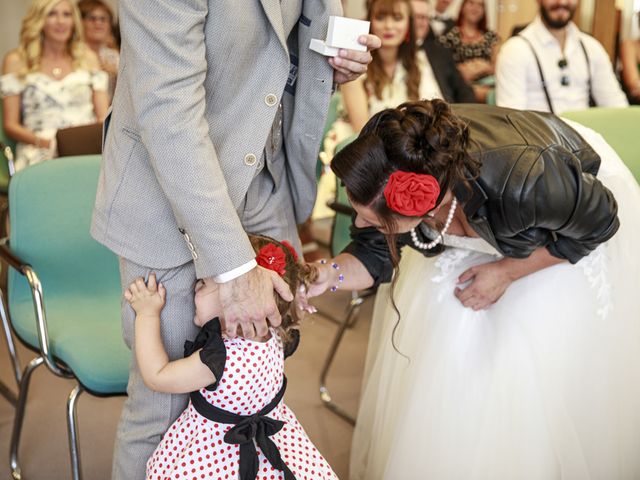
left=248, top=234, right=318, bottom=344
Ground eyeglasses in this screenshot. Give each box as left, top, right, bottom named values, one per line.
left=558, top=58, right=570, bottom=86
left=83, top=14, right=110, bottom=23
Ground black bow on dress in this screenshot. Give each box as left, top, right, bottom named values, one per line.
left=190, top=376, right=296, bottom=480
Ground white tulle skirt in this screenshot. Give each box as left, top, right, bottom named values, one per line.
left=350, top=121, right=640, bottom=480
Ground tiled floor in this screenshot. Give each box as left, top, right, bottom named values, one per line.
left=0, top=250, right=375, bottom=479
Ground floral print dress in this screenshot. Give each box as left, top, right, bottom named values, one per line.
left=0, top=69, right=107, bottom=171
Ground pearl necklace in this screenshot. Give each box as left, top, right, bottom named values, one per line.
left=410, top=198, right=458, bottom=250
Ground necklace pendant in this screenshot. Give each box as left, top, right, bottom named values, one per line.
left=52, top=67, right=62, bottom=78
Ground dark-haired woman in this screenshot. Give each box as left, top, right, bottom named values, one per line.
left=305, top=99, right=640, bottom=478
left=341, top=0, right=443, bottom=133
left=439, top=0, right=499, bottom=102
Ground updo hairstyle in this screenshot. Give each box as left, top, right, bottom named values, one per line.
left=331, top=99, right=481, bottom=229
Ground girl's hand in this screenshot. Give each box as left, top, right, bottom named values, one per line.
left=295, top=261, right=334, bottom=314
left=453, top=260, right=512, bottom=310
left=124, top=273, right=166, bottom=317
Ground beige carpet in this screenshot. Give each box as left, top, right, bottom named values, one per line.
left=0, top=288, right=374, bottom=480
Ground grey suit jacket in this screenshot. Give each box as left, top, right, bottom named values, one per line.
left=91, top=0, right=341, bottom=278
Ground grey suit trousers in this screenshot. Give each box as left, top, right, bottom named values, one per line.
left=112, top=163, right=301, bottom=480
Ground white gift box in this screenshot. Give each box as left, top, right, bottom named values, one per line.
left=309, top=16, right=370, bottom=57
left=326, top=16, right=370, bottom=51
left=309, top=39, right=340, bottom=57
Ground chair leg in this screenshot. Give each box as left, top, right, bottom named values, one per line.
left=10, top=356, right=44, bottom=480
left=67, top=385, right=84, bottom=480
left=319, top=294, right=366, bottom=426
left=0, top=288, right=22, bottom=388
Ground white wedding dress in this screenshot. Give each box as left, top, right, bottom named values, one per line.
left=350, top=121, right=640, bottom=480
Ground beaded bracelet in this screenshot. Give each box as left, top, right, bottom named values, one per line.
left=319, top=259, right=344, bottom=292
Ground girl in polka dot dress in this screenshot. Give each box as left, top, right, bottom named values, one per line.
left=125, top=235, right=339, bottom=480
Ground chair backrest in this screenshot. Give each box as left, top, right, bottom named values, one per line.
left=0, top=101, right=15, bottom=194
left=562, top=107, right=640, bottom=183
left=323, top=92, right=342, bottom=142
left=317, top=92, right=344, bottom=181
left=56, top=122, right=103, bottom=157
left=330, top=134, right=358, bottom=257
left=7, top=155, right=121, bottom=310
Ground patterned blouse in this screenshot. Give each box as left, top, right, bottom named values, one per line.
left=0, top=69, right=107, bottom=171
left=438, top=26, right=500, bottom=64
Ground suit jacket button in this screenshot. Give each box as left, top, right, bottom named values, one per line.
left=264, top=94, right=278, bottom=107
left=244, top=153, right=257, bottom=166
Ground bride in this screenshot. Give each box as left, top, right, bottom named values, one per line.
left=306, top=99, right=640, bottom=479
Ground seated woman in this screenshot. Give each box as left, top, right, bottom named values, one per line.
left=620, top=14, right=640, bottom=104
left=305, top=99, right=640, bottom=479
left=78, top=0, right=119, bottom=100
left=1, top=0, right=109, bottom=171
left=438, top=0, right=499, bottom=102
left=340, top=0, right=445, bottom=134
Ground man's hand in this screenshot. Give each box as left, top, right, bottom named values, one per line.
left=218, top=266, right=293, bottom=339
left=453, top=260, right=513, bottom=311
left=330, top=34, right=382, bottom=85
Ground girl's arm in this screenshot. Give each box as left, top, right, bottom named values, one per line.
left=86, top=50, right=109, bottom=121
left=2, top=51, right=53, bottom=148
left=127, top=274, right=216, bottom=394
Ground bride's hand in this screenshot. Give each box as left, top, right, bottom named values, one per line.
left=453, top=260, right=513, bottom=310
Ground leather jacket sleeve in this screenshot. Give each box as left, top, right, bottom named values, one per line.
left=342, top=224, right=398, bottom=288
left=500, top=144, right=619, bottom=263
left=342, top=222, right=443, bottom=288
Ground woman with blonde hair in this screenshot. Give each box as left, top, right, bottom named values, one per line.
left=1, top=0, right=109, bottom=171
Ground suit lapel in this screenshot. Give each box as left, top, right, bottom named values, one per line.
left=259, top=0, right=288, bottom=53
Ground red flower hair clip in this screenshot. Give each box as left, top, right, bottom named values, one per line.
left=383, top=171, right=441, bottom=217
left=256, top=243, right=287, bottom=276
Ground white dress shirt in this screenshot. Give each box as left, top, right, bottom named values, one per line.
left=495, top=16, right=628, bottom=114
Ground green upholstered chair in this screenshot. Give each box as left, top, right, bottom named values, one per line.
left=562, top=106, right=640, bottom=183
left=0, top=155, right=129, bottom=480
left=319, top=133, right=375, bottom=425
left=317, top=92, right=343, bottom=181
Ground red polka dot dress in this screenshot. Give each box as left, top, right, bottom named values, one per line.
left=146, top=320, right=338, bottom=480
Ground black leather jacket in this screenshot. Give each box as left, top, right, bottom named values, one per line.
left=343, top=104, right=620, bottom=288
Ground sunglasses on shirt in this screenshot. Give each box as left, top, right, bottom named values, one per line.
left=558, top=58, right=570, bottom=86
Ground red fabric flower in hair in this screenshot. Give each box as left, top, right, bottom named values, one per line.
left=280, top=240, right=299, bottom=263
left=256, top=243, right=287, bottom=276
left=383, top=171, right=441, bottom=217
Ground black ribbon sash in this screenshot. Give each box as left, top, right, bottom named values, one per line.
left=190, top=377, right=295, bottom=480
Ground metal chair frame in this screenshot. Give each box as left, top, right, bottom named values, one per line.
left=0, top=241, right=111, bottom=480
left=0, top=142, right=17, bottom=407
left=318, top=198, right=375, bottom=425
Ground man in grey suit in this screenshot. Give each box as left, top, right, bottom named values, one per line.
left=91, top=1, right=380, bottom=478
